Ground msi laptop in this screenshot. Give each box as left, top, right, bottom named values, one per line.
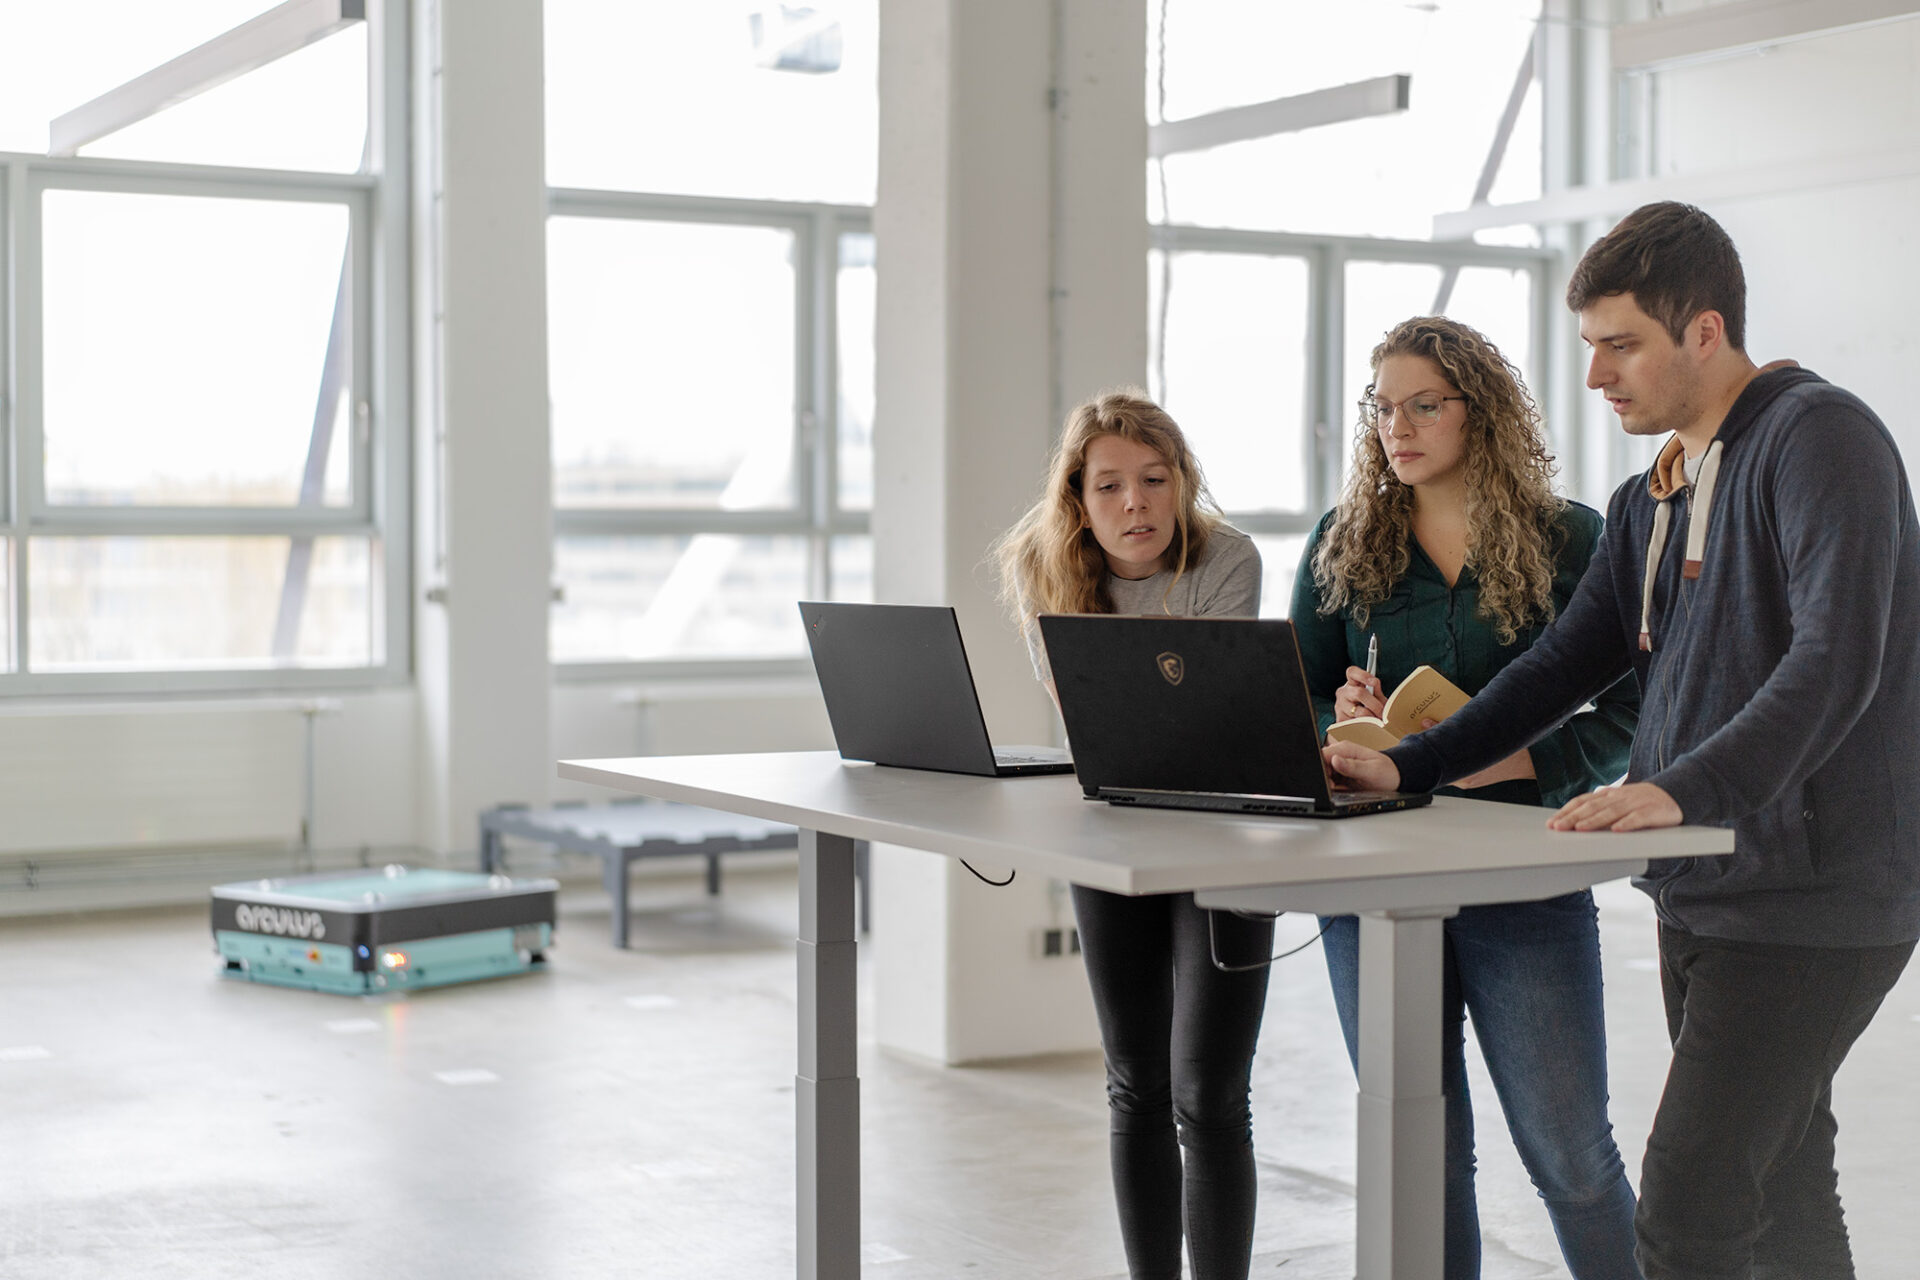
left=1036, top=614, right=1432, bottom=818
left=799, top=601, right=1073, bottom=777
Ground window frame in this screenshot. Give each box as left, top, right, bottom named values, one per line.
left=0, top=4, right=409, bottom=696
left=547, top=187, right=872, bottom=682
left=1150, top=223, right=1558, bottom=549
left=22, top=162, right=374, bottom=529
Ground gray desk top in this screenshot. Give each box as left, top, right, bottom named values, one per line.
left=559, top=751, right=1734, bottom=897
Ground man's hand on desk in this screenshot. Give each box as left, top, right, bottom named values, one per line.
left=1322, top=741, right=1401, bottom=792
left=1547, top=782, right=1683, bottom=832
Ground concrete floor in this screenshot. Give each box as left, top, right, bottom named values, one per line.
left=5, top=863, right=1920, bottom=1279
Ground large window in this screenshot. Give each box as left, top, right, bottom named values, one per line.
left=1146, top=1, right=1555, bottom=613
left=1149, top=233, right=1547, bottom=615
left=1146, top=0, right=1543, bottom=243
left=0, top=2, right=406, bottom=692
left=545, top=1, right=876, bottom=674
left=545, top=1, right=877, bottom=205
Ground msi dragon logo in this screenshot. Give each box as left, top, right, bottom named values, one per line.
left=1156, top=651, right=1184, bottom=686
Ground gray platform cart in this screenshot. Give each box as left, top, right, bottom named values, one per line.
left=479, top=800, right=869, bottom=947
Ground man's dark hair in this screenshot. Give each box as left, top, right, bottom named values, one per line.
left=1566, top=202, right=1746, bottom=350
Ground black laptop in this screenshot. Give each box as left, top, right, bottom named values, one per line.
left=1037, top=614, right=1432, bottom=817
left=799, top=602, right=1073, bottom=777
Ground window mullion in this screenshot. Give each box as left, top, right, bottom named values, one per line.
left=17, top=172, right=45, bottom=528
left=4, top=161, right=19, bottom=673
left=553, top=509, right=814, bottom=538
left=31, top=510, right=377, bottom=536
left=14, top=167, right=41, bottom=674
left=1, top=160, right=14, bottom=528
left=811, top=208, right=840, bottom=597
left=793, top=210, right=821, bottom=595
left=370, top=0, right=411, bottom=677
left=1310, top=243, right=1345, bottom=516
left=348, top=187, right=373, bottom=521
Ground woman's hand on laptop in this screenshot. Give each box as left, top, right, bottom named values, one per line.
left=1322, top=741, right=1400, bottom=792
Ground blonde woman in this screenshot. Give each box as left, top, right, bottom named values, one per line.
left=995, top=389, right=1269, bottom=1280
left=1292, top=317, right=1641, bottom=1279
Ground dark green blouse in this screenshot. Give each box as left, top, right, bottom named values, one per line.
left=1289, top=502, right=1639, bottom=809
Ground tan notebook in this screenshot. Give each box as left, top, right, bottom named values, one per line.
left=1323, top=664, right=1470, bottom=750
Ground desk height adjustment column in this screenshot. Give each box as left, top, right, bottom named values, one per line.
left=1357, top=907, right=1455, bottom=1280
left=797, top=829, right=860, bottom=1279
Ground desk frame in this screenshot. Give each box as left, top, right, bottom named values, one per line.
left=562, top=753, right=1728, bottom=1280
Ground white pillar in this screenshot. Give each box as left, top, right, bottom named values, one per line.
left=1542, top=0, right=1620, bottom=509
left=871, top=0, right=1147, bottom=1063
left=411, top=0, right=554, bottom=857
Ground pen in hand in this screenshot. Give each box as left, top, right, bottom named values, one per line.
left=1365, top=633, right=1378, bottom=699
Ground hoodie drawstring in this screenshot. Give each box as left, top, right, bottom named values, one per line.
left=1640, top=438, right=1723, bottom=649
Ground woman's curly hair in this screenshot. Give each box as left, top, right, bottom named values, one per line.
left=1313, top=316, right=1564, bottom=645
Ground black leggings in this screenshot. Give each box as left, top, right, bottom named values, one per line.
left=1072, top=885, right=1275, bottom=1280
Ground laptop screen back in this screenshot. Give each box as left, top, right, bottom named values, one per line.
left=798, top=601, right=1001, bottom=775
left=1037, top=615, right=1336, bottom=805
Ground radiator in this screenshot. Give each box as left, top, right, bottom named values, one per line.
left=0, top=699, right=334, bottom=861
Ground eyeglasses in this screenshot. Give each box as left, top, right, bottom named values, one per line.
left=1360, top=390, right=1466, bottom=430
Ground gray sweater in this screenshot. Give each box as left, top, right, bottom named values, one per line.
left=1023, top=523, right=1262, bottom=683
left=1388, top=367, right=1920, bottom=947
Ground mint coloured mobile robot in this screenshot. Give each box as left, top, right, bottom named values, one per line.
left=211, top=866, right=558, bottom=995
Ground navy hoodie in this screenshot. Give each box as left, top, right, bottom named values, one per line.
left=1388, top=367, right=1920, bottom=947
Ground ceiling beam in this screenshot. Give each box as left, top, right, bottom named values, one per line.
left=1612, top=0, right=1920, bottom=72
left=1148, top=74, right=1410, bottom=159
left=49, top=0, right=365, bottom=156
left=1431, top=143, right=1920, bottom=237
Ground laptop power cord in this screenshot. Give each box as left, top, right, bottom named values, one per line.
left=1208, top=909, right=1331, bottom=973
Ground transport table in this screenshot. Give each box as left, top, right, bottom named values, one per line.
left=478, top=800, right=832, bottom=947
left=560, top=750, right=1733, bottom=1280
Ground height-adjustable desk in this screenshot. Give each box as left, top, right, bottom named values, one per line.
left=560, top=751, right=1733, bottom=1280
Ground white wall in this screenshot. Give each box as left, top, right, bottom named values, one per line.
left=1618, top=16, right=1919, bottom=466
left=310, top=690, right=419, bottom=851
left=549, top=680, right=834, bottom=805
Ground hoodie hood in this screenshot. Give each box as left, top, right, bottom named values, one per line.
left=1645, top=362, right=1821, bottom=502
left=1637, top=364, right=1826, bottom=648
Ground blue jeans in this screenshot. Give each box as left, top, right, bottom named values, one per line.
left=1321, top=891, right=1640, bottom=1280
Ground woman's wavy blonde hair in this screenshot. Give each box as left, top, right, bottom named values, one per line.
left=993, top=389, right=1222, bottom=632
left=1313, top=316, right=1564, bottom=645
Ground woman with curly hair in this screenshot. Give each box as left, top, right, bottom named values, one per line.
left=1290, top=317, right=1643, bottom=1279
left=995, top=389, right=1271, bottom=1280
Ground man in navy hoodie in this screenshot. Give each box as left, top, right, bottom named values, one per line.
left=1325, top=202, right=1920, bottom=1279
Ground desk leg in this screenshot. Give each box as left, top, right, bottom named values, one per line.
left=478, top=819, right=501, bottom=873
left=797, top=829, right=860, bottom=1279
left=605, top=849, right=633, bottom=950
left=1355, top=907, right=1454, bottom=1280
